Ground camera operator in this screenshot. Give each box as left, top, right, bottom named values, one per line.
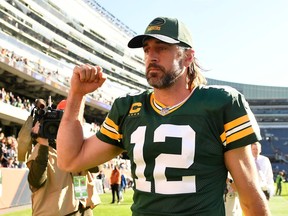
left=26, top=99, right=100, bottom=216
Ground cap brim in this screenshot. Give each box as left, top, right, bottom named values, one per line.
left=128, top=34, right=180, bottom=48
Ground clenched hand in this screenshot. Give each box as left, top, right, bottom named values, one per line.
left=70, top=64, right=107, bottom=96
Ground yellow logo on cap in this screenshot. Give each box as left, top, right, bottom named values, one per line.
left=147, top=26, right=161, bottom=31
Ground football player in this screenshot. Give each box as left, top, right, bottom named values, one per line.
left=57, top=17, right=271, bottom=216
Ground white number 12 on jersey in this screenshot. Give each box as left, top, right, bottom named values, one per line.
left=131, top=124, right=196, bottom=194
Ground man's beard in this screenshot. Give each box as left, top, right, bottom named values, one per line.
left=146, top=61, right=184, bottom=89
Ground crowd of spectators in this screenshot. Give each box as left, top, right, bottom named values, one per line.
left=0, top=83, right=33, bottom=168
left=0, top=87, right=33, bottom=113
left=1, top=46, right=116, bottom=106
left=0, top=87, right=29, bottom=168
left=0, top=130, right=24, bottom=168
left=1, top=47, right=70, bottom=87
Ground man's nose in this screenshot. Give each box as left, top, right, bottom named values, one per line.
left=147, top=50, right=158, bottom=63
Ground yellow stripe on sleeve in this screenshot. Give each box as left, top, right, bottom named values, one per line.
left=224, top=115, right=249, bottom=131
left=105, top=117, right=119, bottom=131
left=220, top=132, right=227, bottom=144
left=100, top=126, right=122, bottom=140
left=226, top=127, right=254, bottom=144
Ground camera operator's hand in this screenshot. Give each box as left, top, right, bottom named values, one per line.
left=31, top=121, right=49, bottom=146
left=71, top=64, right=107, bottom=96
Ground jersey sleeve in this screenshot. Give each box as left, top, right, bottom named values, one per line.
left=220, top=86, right=261, bottom=150
left=96, top=96, right=131, bottom=149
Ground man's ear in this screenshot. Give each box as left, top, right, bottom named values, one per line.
left=184, top=49, right=194, bottom=67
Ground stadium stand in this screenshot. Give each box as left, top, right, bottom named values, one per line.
left=0, top=0, right=288, bottom=180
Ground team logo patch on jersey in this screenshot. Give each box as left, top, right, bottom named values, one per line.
left=129, top=102, right=142, bottom=116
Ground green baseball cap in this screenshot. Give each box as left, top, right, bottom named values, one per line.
left=128, top=17, right=193, bottom=48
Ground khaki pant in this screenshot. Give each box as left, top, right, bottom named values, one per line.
left=225, top=192, right=242, bottom=216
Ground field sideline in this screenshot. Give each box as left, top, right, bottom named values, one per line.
left=1, top=184, right=287, bottom=216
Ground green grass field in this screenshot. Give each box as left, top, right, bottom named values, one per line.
left=2, top=184, right=288, bottom=216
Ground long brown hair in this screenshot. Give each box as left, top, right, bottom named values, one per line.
left=186, top=56, right=207, bottom=90
left=179, top=47, right=207, bottom=90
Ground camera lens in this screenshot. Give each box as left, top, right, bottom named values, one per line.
left=47, top=124, right=58, bottom=135
left=37, top=109, right=46, bottom=116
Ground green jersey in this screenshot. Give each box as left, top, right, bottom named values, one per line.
left=96, top=85, right=261, bottom=216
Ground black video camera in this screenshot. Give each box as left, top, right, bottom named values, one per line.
left=32, top=98, right=64, bottom=140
